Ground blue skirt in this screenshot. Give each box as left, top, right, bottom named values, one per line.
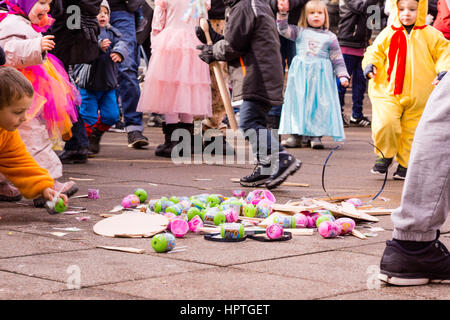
left=279, top=56, right=345, bottom=141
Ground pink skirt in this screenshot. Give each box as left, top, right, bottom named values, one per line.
left=137, top=27, right=212, bottom=117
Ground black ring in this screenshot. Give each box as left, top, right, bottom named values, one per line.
left=204, top=233, right=247, bottom=242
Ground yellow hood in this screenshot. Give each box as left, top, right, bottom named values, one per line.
left=389, top=0, right=428, bottom=27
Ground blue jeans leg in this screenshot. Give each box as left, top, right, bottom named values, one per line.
left=98, top=90, right=121, bottom=126
left=239, top=100, right=283, bottom=163
left=351, top=56, right=367, bottom=119
left=110, top=10, right=143, bottom=133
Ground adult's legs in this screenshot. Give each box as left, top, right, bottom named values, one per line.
left=379, top=74, right=450, bottom=286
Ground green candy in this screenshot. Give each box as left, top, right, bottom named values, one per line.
left=152, top=233, right=176, bottom=253
left=169, top=196, right=179, bottom=204
left=187, top=207, right=201, bottom=221
left=134, top=188, right=148, bottom=203
left=315, top=214, right=335, bottom=228
left=206, top=194, right=221, bottom=207
left=243, top=204, right=256, bottom=218
left=220, top=223, right=245, bottom=240
left=54, top=198, right=67, bottom=213
left=203, top=210, right=226, bottom=226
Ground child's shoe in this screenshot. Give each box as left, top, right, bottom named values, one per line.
left=0, top=181, right=22, bottom=202
left=300, top=136, right=311, bottom=148
left=393, top=164, right=407, bottom=180
left=310, top=137, right=324, bottom=149
left=265, top=153, right=302, bottom=189
left=281, top=134, right=302, bottom=148
left=371, top=157, right=393, bottom=175
left=240, top=163, right=272, bottom=187
left=379, top=231, right=450, bottom=286
left=350, top=116, right=371, bottom=127
left=88, top=127, right=105, bottom=155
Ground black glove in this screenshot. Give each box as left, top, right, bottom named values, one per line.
left=196, top=44, right=216, bottom=64
left=80, top=15, right=100, bottom=43
left=195, top=20, right=224, bottom=45
left=0, top=46, right=5, bottom=65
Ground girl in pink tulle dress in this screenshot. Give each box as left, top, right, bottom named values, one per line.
left=137, top=0, right=212, bottom=157
left=0, top=0, right=80, bottom=205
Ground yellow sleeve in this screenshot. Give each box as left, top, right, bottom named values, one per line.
left=428, top=28, right=450, bottom=74
left=362, top=28, right=391, bottom=71
left=0, top=130, right=54, bottom=199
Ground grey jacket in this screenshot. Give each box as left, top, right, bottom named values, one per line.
left=212, top=0, right=284, bottom=106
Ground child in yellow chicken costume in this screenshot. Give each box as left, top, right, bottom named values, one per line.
left=362, top=0, right=450, bottom=180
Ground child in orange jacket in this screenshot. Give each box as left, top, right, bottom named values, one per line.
left=0, top=66, right=68, bottom=206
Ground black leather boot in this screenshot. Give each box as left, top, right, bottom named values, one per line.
left=88, top=127, right=105, bottom=155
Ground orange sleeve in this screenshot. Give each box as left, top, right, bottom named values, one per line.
left=0, top=129, right=54, bottom=199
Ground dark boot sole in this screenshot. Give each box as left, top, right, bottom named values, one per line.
left=239, top=178, right=271, bottom=187
left=265, top=160, right=302, bottom=190
left=128, top=140, right=149, bottom=149
left=0, top=194, right=23, bottom=202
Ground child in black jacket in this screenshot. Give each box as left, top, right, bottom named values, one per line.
left=74, top=0, right=128, bottom=155
left=197, top=0, right=302, bottom=189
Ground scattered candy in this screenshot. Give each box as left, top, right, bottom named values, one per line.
left=88, top=189, right=99, bottom=199
left=345, top=198, right=362, bottom=207
left=335, top=218, right=356, bottom=235
left=170, top=219, right=189, bottom=238
left=266, top=223, right=284, bottom=239
left=134, top=188, right=148, bottom=203
left=188, top=215, right=203, bottom=232
left=318, top=221, right=342, bottom=238
left=152, top=233, right=176, bottom=253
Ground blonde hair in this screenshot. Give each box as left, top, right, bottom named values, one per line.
left=298, top=0, right=330, bottom=29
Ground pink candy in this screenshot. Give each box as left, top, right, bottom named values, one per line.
left=293, top=213, right=308, bottom=228
left=170, top=218, right=189, bottom=238
left=188, top=215, right=203, bottom=233
left=121, top=194, right=140, bottom=208
left=88, top=189, right=99, bottom=199
left=246, top=189, right=276, bottom=206
left=232, top=190, right=246, bottom=198
left=318, top=221, right=342, bottom=238
left=345, top=198, right=362, bottom=207
left=224, top=209, right=239, bottom=223
left=335, top=218, right=356, bottom=235
left=266, top=223, right=284, bottom=239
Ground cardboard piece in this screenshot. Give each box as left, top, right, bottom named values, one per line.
left=93, top=212, right=169, bottom=238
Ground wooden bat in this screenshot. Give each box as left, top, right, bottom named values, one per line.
left=200, top=18, right=238, bottom=130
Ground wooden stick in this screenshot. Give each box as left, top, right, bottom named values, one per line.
left=200, top=18, right=238, bottom=130
left=311, top=199, right=379, bottom=222
left=315, top=194, right=375, bottom=202
left=351, top=229, right=368, bottom=240
left=97, top=246, right=146, bottom=254
left=271, top=204, right=322, bottom=213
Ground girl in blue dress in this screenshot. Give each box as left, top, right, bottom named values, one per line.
left=277, top=0, right=349, bottom=149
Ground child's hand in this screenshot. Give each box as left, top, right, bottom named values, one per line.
left=110, top=53, right=123, bottom=63
left=41, top=35, right=55, bottom=52
left=42, top=187, right=68, bottom=205
left=278, top=0, right=289, bottom=13
left=100, top=39, right=111, bottom=51
left=366, top=65, right=377, bottom=79
left=340, top=77, right=349, bottom=87
left=432, top=71, right=447, bottom=86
